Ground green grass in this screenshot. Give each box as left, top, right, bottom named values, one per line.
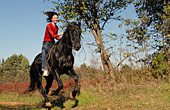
left=64, top=90, right=102, bottom=108
left=1, top=81, right=170, bottom=109
left=0, top=93, right=41, bottom=104
left=0, top=92, right=42, bottom=109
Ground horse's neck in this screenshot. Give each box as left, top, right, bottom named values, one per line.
left=58, top=31, right=72, bottom=53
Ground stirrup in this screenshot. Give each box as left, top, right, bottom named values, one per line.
left=43, top=70, right=48, bottom=76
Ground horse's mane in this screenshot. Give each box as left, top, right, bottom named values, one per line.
left=64, top=22, right=79, bottom=33
left=51, top=22, right=80, bottom=54
left=56, top=22, right=80, bottom=44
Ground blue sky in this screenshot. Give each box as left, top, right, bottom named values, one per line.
left=0, top=0, right=136, bottom=67
left=0, top=0, right=60, bottom=63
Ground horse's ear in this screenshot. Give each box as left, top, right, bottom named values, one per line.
left=67, top=21, right=71, bottom=25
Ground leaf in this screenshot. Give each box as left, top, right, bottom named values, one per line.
left=122, top=52, right=131, bottom=56
left=61, top=20, right=65, bottom=23
left=118, top=24, right=122, bottom=28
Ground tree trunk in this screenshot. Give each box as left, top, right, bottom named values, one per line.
left=91, top=29, right=115, bottom=82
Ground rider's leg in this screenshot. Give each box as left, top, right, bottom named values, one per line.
left=41, top=41, right=54, bottom=76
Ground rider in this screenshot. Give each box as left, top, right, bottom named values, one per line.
left=42, top=11, right=63, bottom=76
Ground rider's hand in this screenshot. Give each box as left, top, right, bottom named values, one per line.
left=58, top=32, right=64, bottom=36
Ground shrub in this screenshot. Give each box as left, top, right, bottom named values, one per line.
left=150, top=52, right=168, bottom=79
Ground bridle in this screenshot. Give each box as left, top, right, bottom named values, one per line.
left=62, top=28, right=82, bottom=50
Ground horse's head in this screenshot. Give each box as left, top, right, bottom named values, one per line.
left=67, top=22, right=81, bottom=51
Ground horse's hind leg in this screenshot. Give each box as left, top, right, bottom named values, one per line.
left=37, top=75, right=51, bottom=107
left=67, top=69, right=79, bottom=99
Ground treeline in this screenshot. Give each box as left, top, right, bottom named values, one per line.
left=0, top=52, right=169, bottom=84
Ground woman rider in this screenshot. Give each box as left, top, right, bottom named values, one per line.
left=42, top=12, right=63, bottom=76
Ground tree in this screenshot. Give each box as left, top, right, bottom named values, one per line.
left=134, top=0, right=170, bottom=72
left=0, top=54, right=30, bottom=82
left=122, top=15, right=152, bottom=71
left=46, top=0, right=133, bottom=82
left=134, top=0, right=169, bottom=27
left=0, top=59, right=2, bottom=74
left=0, top=59, right=1, bottom=68
left=134, top=0, right=170, bottom=61
left=0, top=58, right=5, bottom=67
left=122, top=0, right=170, bottom=77
left=0, top=58, right=5, bottom=75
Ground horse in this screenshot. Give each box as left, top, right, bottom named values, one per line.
left=28, top=22, right=81, bottom=107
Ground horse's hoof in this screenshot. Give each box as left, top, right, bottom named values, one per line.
left=70, top=92, right=75, bottom=99
left=45, top=102, right=52, bottom=107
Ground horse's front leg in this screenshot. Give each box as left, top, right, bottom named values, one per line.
left=44, top=73, right=54, bottom=94
left=67, top=68, right=79, bottom=99
left=37, top=76, right=51, bottom=107
left=49, top=69, right=63, bottom=96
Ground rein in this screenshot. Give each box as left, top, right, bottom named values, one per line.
left=62, top=43, right=73, bottom=49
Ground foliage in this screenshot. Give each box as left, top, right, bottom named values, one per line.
left=76, top=63, right=104, bottom=80
left=123, top=17, right=150, bottom=46
left=50, top=0, right=133, bottom=28
left=133, top=0, right=170, bottom=50
left=121, top=64, right=132, bottom=72
left=0, top=54, right=30, bottom=83
left=150, top=51, right=169, bottom=79
left=0, top=58, right=5, bottom=74
left=48, top=0, right=134, bottom=53
left=119, top=0, right=170, bottom=79
left=134, top=0, right=169, bottom=27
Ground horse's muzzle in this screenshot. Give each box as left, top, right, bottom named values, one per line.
left=74, top=45, right=81, bottom=51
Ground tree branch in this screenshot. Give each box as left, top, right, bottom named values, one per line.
left=87, top=43, right=98, bottom=47
left=116, top=49, right=144, bottom=67
left=74, top=1, right=96, bottom=29
left=101, top=0, right=114, bottom=30
left=96, top=0, right=104, bottom=8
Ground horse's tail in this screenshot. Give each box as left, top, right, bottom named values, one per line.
left=24, top=63, right=37, bottom=94
left=28, top=63, right=37, bottom=92
left=24, top=53, right=42, bottom=94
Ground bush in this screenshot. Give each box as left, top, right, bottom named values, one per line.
left=150, top=52, right=168, bottom=79
left=75, top=63, right=104, bottom=80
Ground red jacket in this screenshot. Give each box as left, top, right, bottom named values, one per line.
left=43, top=23, right=61, bottom=42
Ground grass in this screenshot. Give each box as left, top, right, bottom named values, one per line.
left=64, top=90, right=103, bottom=108
left=108, top=82, right=170, bottom=110
left=0, top=92, right=43, bottom=110
left=0, top=93, right=41, bottom=104
left=0, top=81, right=170, bottom=109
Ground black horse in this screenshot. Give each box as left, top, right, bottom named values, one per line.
left=28, top=22, right=81, bottom=107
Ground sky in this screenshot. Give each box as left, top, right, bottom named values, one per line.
left=0, top=0, right=49, bottom=62
left=0, top=0, right=136, bottom=67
